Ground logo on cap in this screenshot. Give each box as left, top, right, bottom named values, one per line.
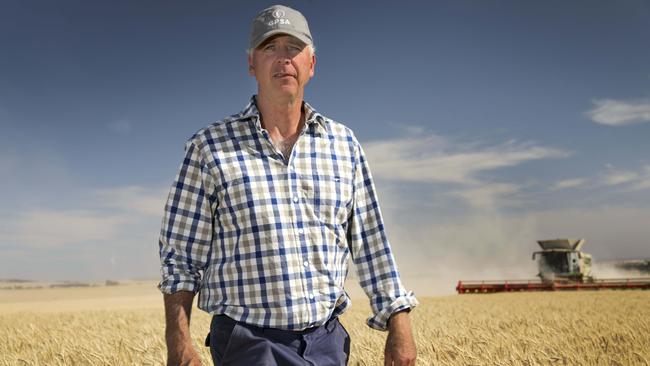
left=267, top=9, right=291, bottom=27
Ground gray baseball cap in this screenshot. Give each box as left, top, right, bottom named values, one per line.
left=250, top=5, right=313, bottom=50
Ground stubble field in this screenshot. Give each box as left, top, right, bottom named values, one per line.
left=1, top=282, right=649, bottom=366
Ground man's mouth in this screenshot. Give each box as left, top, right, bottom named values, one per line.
left=273, top=72, right=296, bottom=78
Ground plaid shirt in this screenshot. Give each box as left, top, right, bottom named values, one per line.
left=158, top=96, right=418, bottom=331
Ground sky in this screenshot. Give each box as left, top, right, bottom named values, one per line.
left=1, top=1, right=650, bottom=294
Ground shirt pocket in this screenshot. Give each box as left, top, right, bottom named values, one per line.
left=312, top=173, right=353, bottom=227
left=214, top=173, right=248, bottom=218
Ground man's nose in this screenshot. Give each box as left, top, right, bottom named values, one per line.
left=275, top=47, right=292, bottom=63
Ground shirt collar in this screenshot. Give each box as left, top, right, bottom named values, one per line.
left=238, top=95, right=327, bottom=134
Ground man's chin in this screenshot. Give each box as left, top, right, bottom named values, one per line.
left=268, top=86, right=302, bottom=99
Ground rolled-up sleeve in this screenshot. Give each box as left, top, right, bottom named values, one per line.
left=347, top=141, right=419, bottom=331
left=158, top=140, right=215, bottom=294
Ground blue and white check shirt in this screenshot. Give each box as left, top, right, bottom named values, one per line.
left=158, top=96, right=418, bottom=331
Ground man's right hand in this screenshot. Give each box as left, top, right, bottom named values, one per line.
left=164, top=291, right=201, bottom=366
left=167, top=342, right=202, bottom=366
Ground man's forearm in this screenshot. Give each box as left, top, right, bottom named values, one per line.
left=164, top=291, right=196, bottom=350
left=387, top=310, right=413, bottom=336
left=385, top=310, right=417, bottom=365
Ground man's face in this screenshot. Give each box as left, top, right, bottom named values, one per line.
left=248, top=35, right=315, bottom=100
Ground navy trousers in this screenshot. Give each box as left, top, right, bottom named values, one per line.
left=205, top=314, right=350, bottom=366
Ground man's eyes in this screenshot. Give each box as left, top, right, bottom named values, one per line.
left=263, top=44, right=302, bottom=52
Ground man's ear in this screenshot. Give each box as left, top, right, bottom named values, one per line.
left=248, top=54, right=255, bottom=76
left=309, top=54, right=316, bottom=77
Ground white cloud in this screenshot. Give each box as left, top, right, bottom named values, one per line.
left=363, top=133, right=568, bottom=211
left=630, top=166, right=650, bottom=191
left=2, top=210, right=125, bottom=247
left=94, top=186, right=168, bottom=217
left=602, top=171, right=639, bottom=186
left=550, top=178, right=587, bottom=191
left=550, top=165, right=650, bottom=193
left=451, top=183, right=521, bottom=210
left=599, top=164, right=650, bottom=191
left=587, top=98, right=650, bottom=126
left=384, top=122, right=428, bottom=136
left=107, top=120, right=133, bottom=134
left=364, top=134, right=569, bottom=185
left=1, top=185, right=169, bottom=249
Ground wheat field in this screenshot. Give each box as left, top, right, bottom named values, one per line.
left=1, top=282, right=649, bottom=366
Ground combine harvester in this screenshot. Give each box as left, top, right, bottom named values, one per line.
left=456, top=239, right=650, bottom=294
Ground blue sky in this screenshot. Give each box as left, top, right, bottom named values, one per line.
left=1, top=1, right=649, bottom=292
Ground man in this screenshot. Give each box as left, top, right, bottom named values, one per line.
left=159, top=5, right=418, bottom=366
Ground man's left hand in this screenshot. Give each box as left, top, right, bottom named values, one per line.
left=384, top=310, right=417, bottom=366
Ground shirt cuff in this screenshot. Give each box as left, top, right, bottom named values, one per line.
left=157, top=274, right=200, bottom=295
left=366, top=291, right=419, bottom=331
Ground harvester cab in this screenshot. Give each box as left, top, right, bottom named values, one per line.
left=533, top=239, right=592, bottom=283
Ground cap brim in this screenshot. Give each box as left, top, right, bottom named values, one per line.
left=251, top=29, right=312, bottom=50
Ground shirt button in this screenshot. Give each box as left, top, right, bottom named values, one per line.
left=292, top=196, right=299, bottom=203
left=303, top=260, right=309, bottom=268
left=309, top=293, right=315, bottom=300
left=298, top=228, right=304, bottom=235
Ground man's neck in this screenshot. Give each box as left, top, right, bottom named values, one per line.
left=256, top=92, right=304, bottom=138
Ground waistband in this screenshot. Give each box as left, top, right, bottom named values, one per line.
left=213, top=314, right=339, bottom=336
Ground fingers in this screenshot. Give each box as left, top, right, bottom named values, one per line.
left=389, top=355, right=416, bottom=366
left=384, top=353, right=392, bottom=366
left=384, top=341, right=392, bottom=366
left=386, top=355, right=417, bottom=365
